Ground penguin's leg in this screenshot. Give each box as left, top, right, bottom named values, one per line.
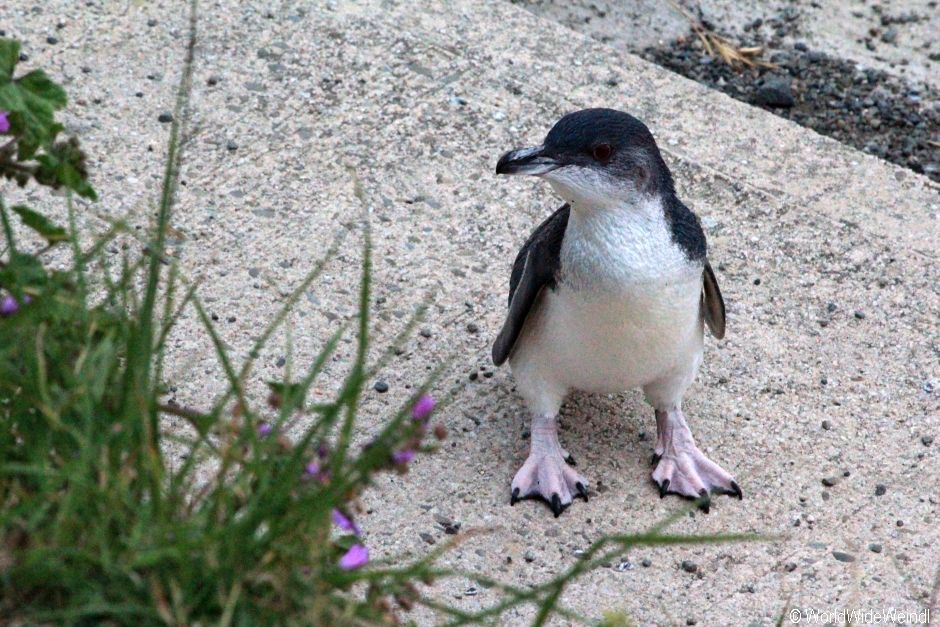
left=648, top=404, right=742, bottom=511
left=510, top=413, right=589, bottom=517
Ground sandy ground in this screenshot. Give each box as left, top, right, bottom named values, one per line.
left=5, top=0, right=939, bottom=624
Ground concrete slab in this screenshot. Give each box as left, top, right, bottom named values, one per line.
left=7, top=0, right=939, bottom=623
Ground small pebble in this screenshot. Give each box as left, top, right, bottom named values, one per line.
left=832, top=551, right=855, bottom=563
left=922, top=435, right=934, bottom=446
left=46, top=36, right=58, bottom=45
left=226, top=140, right=238, bottom=151
left=869, top=543, right=882, bottom=553
left=680, top=560, right=698, bottom=573
left=373, top=380, right=389, bottom=393
left=157, top=112, right=173, bottom=123
left=821, top=477, right=839, bottom=487
left=854, top=310, right=866, bottom=319
left=821, top=420, right=831, bottom=430
left=875, top=484, right=887, bottom=496
left=754, top=76, right=795, bottom=108
left=466, top=322, right=479, bottom=334
left=641, top=559, right=652, bottom=567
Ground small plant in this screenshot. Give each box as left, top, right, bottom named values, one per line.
left=0, top=3, right=757, bottom=624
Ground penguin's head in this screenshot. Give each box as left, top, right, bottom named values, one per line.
left=495, top=108, right=672, bottom=210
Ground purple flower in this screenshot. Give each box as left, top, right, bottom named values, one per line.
left=411, top=394, right=436, bottom=421
left=392, top=449, right=415, bottom=465
left=304, top=461, right=330, bottom=483
left=338, top=544, right=369, bottom=570
left=258, top=422, right=273, bottom=437
left=331, top=509, right=362, bottom=536
left=0, top=112, right=9, bottom=134
left=0, top=295, right=19, bottom=317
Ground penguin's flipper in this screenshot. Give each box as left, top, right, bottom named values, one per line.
left=492, top=204, right=569, bottom=366
left=702, top=259, right=725, bottom=340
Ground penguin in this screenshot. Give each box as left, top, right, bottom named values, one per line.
left=493, top=108, right=740, bottom=517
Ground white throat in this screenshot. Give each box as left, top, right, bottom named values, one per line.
left=559, top=194, right=698, bottom=291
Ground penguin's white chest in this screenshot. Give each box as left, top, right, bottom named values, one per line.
left=510, top=200, right=704, bottom=395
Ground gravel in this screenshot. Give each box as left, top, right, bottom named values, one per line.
left=642, top=37, right=940, bottom=183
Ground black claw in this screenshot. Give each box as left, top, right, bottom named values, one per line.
left=659, top=479, right=670, bottom=498
left=550, top=493, right=562, bottom=517
left=564, top=454, right=577, bottom=467
left=730, top=480, right=743, bottom=500
left=576, top=481, right=589, bottom=502
left=697, top=488, right=711, bottom=514
left=510, top=487, right=520, bottom=505
left=651, top=452, right=662, bottom=466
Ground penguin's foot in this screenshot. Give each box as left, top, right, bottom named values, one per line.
left=510, top=450, right=589, bottom=517
left=510, top=413, right=588, bottom=517
left=651, top=407, right=742, bottom=512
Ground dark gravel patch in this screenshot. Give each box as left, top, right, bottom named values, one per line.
left=641, top=36, right=940, bottom=183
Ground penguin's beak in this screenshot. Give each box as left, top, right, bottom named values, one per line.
left=495, top=145, right=560, bottom=176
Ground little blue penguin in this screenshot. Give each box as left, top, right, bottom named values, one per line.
left=493, top=108, right=741, bottom=517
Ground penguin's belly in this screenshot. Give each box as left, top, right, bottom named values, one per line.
left=526, top=277, right=703, bottom=393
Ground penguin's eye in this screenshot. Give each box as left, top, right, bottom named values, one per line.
left=592, top=143, right=612, bottom=161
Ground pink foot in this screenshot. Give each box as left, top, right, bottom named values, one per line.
left=651, top=408, right=742, bottom=512
left=511, top=415, right=588, bottom=517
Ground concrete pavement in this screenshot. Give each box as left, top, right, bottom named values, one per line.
left=6, top=0, right=939, bottom=623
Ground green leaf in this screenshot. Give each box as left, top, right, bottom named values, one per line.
left=11, top=204, right=68, bottom=243
left=0, top=68, right=67, bottom=156
left=56, top=161, right=97, bottom=200
left=0, top=39, right=19, bottom=80
left=0, top=250, right=49, bottom=288
left=18, top=70, right=67, bottom=109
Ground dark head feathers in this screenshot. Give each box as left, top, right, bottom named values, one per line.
left=542, top=108, right=675, bottom=196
